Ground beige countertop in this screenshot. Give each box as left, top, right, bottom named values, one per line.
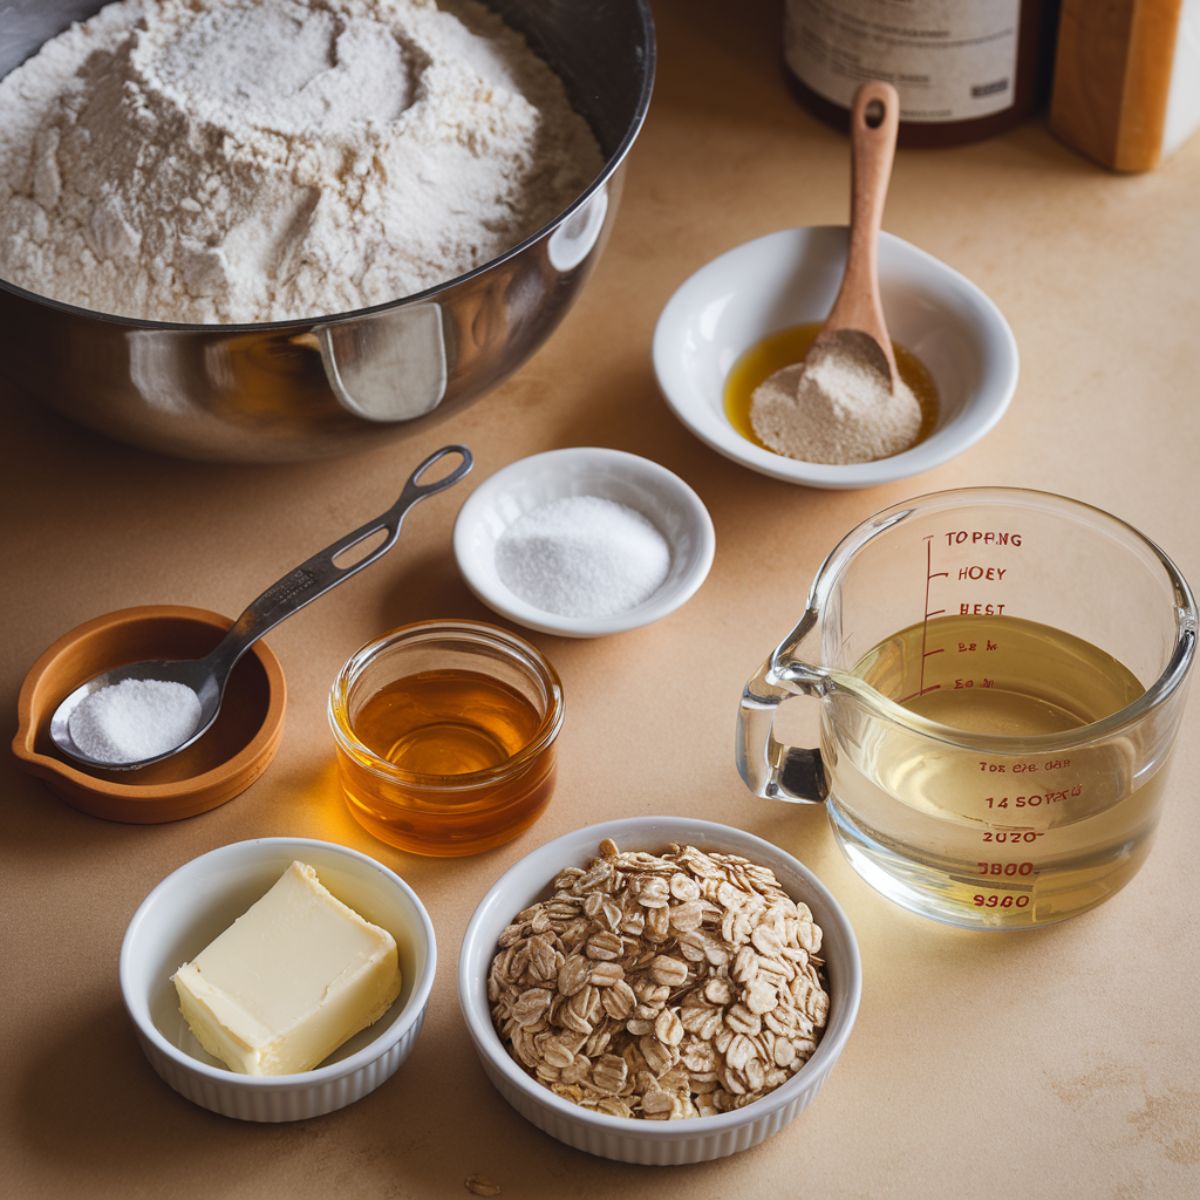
left=3, top=3, right=1199, bottom=1197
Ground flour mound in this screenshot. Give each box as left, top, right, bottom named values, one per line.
left=0, top=0, right=603, bottom=323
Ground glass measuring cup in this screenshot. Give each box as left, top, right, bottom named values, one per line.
left=737, top=488, right=1196, bottom=930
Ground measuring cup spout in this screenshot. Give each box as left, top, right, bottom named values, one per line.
left=736, top=608, right=831, bottom=804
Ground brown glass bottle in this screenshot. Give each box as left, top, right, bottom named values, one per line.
left=784, top=1, right=1060, bottom=147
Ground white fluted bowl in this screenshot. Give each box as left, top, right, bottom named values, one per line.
left=458, top=816, right=861, bottom=1164
left=119, top=837, right=436, bottom=1122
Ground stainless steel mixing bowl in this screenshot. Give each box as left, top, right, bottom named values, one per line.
left=0, top=1, right=654, bottom=461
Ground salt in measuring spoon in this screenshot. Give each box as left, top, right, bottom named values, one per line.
left=50, top=445, right=473, bottom=772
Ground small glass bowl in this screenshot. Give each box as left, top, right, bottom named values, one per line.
left=328, top=620, right=564, bottom=857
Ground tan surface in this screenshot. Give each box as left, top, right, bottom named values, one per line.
left=3, top=3, right=1199, bottom=1197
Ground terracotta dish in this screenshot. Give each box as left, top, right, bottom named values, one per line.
left=13, top=605, right=285, bottom=822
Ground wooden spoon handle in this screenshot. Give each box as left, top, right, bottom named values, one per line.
left=824, top=81, right=900, bottom=379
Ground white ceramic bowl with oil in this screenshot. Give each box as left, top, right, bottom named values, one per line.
left=653, top=226, right=1018, bottom=488
left=119, top=837, right=436, bottom=1122
left=458, top=816, right=861, bottom=1165
left=453, top=447, right=716, bottom=638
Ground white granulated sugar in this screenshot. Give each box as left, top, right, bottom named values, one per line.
left=495, top=496, right=671, bottom=619
left=68, top=678, right=202, bottom=764
left=0, top=0, right=602, bottom=323
left=750, top=338, right=922, bottom=464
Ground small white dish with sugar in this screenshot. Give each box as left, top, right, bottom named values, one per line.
left=453, top=448, right=715, bottom=638
left=653, top=226, right=1018, bottom=489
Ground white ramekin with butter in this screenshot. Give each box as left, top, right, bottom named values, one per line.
left=120, top=837, right=436, bottom=1122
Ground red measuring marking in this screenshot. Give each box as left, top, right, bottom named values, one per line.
left=898, top=536, right=948, bottom=705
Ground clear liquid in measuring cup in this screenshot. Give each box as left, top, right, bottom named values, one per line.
left=824, top=614, right=1162, bottom=929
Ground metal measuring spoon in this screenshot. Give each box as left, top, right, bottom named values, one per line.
left=50, top=445, right=473, bottom=772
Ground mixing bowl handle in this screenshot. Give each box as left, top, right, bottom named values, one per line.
left=736, top=651, right=829, bottom=805
left=317, top=302, right=449, bottom=423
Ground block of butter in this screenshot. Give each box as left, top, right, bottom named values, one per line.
left=172, top=861, right=402, bottom=1076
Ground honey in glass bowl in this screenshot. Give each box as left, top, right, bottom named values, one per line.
left=329, top=621, right=563, bottom=857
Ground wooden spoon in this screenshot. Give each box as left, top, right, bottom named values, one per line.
left=808, top=80, right=900, bottom=387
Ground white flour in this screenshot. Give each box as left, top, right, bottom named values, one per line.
left=0, top=0, right=602, bottom=323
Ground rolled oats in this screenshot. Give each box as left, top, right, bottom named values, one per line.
left=648, top=954, right=690, bottom=988
left=487, top=841, right=830, bottom=1121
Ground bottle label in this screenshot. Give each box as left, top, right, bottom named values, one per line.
left=785, top=0, right=1021, bottom=124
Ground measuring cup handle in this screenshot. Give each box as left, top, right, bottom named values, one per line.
left=736, top=657, right=829, bottom=804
